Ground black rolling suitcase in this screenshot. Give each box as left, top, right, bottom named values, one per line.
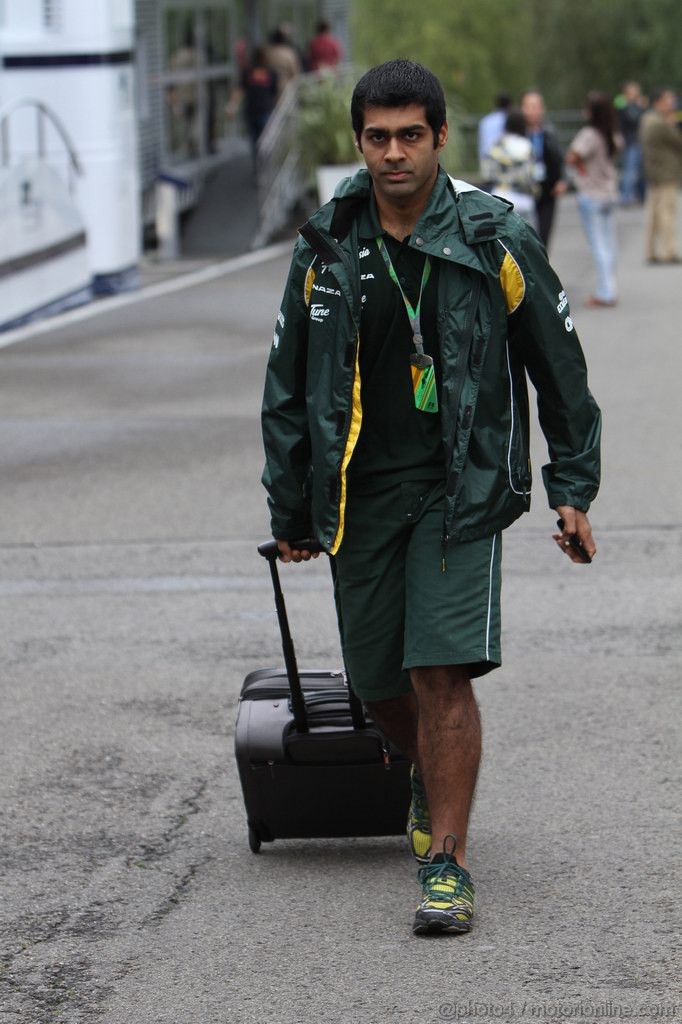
left=235, top=540, right=411, bottom=853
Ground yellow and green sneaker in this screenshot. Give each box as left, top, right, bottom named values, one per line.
left=413, top=834, right=475, bottom=935
left=406, top=765, right=431, bottom=864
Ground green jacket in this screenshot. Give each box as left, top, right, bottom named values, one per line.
left=262, top=167, right=601, bottom=554
left=639, top=109, right=682, bottom=186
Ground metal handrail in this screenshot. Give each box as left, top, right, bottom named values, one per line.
left=253, top=66, right=356, bottom=248
left=0, top=96, right=84, bottom=193
left=253, top=74, right=307, bottom=248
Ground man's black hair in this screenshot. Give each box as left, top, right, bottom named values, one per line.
left=505, top=110, right=527, bottom=136
left=351, top=60, right=446, bottom=147
left=495, top=91, right=512, bottom=110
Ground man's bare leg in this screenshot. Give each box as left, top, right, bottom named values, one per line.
left=410, top=665, right=481, bottom=869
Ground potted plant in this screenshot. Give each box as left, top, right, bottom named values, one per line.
left=298, top=70, right=363, bottom=204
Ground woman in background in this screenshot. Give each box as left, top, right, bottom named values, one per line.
left=567, top=92, right=623, bottom=307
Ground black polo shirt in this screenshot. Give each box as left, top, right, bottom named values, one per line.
left=348, top=191, right=444, bottom=494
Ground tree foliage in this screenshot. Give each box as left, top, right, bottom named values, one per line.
left=352, top=0, right=532, bottom=112
left=351, top=0, right=682, bottom=112
left=530, top=0, right=682, bottom=107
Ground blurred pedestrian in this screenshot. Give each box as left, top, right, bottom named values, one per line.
left=226, top=47, right=278, bottom=166
left=266, top=27, right=302, bottom=96
left=639, top=88, right=682, bottom=264
left=567, top=93, right=623, bottom=308
left=482, top=110, right=536, bottom=220
left=280, top=22, right=308, bottom=73
left=615, top=81, right=646, bottom=205
left=233, top=38, right=249, bottom=72
left=477, top=91, right=512, bottom=172
left=307, top=19, right=343, bottom=71
left=521, top=90, right=566, bottom=249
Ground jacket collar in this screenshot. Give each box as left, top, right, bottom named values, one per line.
left=301, top=167, right=513, bottom=275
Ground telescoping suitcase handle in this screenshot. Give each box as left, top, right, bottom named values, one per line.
left=257, top=540, right=366, bottom=733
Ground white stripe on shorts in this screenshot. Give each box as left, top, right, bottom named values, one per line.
left=485, top=534, right=498, bottom=661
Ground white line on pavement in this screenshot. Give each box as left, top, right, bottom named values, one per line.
left=0, top=240, right=294, bottom=351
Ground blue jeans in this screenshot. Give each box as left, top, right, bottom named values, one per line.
left=577, top=194, right=618, bottom=303
left=620, top=143, right=645, bottom=204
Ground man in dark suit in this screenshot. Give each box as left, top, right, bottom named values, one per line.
left=521, top=90, right=566, bottom=248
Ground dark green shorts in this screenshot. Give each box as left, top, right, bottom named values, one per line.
left=333, top=480, right=502, bottom=702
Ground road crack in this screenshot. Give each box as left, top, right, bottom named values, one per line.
left=1, top=777, right=211, bottom=1021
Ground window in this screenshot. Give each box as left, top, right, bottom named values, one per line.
left=164, top=8, right=198, bottom=71
left=164, top=82, right=200, bottom=159
left=160, top=2, right=236, bottom=165
left=204, top=7, right=230, bottom=65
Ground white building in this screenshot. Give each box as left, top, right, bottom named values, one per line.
left=0, top=0, right=348, bottom=330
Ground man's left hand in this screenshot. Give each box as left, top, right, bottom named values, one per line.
left=553, top=506, right=597, bottom=562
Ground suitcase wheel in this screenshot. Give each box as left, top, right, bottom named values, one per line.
left=248, top=824, right=262, bottom=854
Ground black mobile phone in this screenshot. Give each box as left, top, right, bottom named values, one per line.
left=556, top=519, right=592, bottom=563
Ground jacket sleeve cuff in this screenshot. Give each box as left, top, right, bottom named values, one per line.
left=546, top=492, right=592, bottom=513
left=271, top=520, right=314, bottom=543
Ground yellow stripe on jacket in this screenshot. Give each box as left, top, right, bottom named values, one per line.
left=330, top=337, right=363, bottom=555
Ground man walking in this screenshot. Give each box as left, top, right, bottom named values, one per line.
left=307, top=19, right=343, bottom=71
left=261, top=61, right=601, bottom=936
left=616, top=80, right=646, bottom=205
left=521, top=89, right=566, bottom=248
left=639, top=88, right=682, bottom=264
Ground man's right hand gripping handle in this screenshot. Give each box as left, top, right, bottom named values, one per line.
left=276, top=539, right=323, bottom=563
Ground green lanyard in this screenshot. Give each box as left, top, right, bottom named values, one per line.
left=376, top=236, right=432, bottom=365
left=375, top=236, right=438, bottom=413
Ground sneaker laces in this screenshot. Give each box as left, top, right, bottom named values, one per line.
left=419, top=858, right=469, bottom=898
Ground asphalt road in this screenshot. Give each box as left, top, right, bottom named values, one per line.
left=1, top=198, right=680, bottom=1024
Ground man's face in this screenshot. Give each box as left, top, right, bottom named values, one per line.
left=355, top=104, right=447, bottom=205
left=521, top=92, right=544, bottom=129
left=656, top=90, right=677, bottom=114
